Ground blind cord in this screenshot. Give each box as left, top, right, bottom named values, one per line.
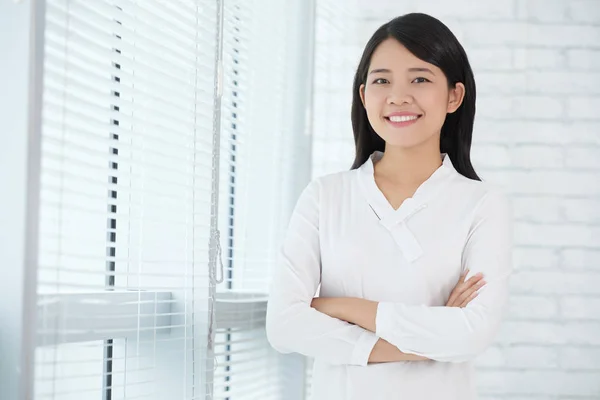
left=214, top=228, right=224, bottom=284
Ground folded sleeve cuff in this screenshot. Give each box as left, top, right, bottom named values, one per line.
left=350, top=330, right=379, bottom=366
left=375, top=301, right=395, bottom=343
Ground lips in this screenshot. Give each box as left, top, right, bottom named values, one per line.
left=385, top=115, right=421, bottom=122
left=384, top=113, right=422, bottom=127
left=385, top=112, right=421, bottom=117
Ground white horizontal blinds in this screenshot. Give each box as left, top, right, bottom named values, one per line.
left=213, top=1, right=276, bottom=398
left=213, top=0, right=314, bottom=399
left=310, top=0, right=357, bottom=179
left=36, top=1, right=220, bottom=399
left=107, top=1, right=219, bottom=398
left=217, top=0, right=295, bottom=295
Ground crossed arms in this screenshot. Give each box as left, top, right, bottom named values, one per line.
left=265, top=180, right=512, bottom=366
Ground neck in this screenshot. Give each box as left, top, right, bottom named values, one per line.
left=374, top=143, right=443, bottom=186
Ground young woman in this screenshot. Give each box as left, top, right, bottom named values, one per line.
left=266, top=13, right=512, bottom=400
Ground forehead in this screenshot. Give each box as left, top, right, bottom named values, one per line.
left=369, top=38, right=437, bottom=73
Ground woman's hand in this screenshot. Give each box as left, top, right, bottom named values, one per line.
left=446, top=269, right=486, bottom=308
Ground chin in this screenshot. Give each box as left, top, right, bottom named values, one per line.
left=382, top=136, right=428, bottom=150
left=379, top=129, right=439, bottom=150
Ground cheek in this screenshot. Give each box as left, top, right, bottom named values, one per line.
left=422, top=90, right=449, bottom=118
left=364, top=91, right=384, bottom=119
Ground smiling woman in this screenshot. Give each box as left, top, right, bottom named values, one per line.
left=266, top=12, right=513, bottom=400
left=350, top=14, right=479, bottom=182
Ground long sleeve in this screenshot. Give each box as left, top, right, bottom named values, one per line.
left=266, top=179, right=379, bottom=366
left=375, top=189, right=513, bottom=363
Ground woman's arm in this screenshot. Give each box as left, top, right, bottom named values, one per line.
left=311, top=271, right=486, bottom=332
left=311, top=297, right=378, bottom=332
left=369, top=339, right=429, bottom=362
left=313, top=190, right=513, bottom=363
left=312, top=271, right=485, bottom=363
left=266, top=179, right=380, bottom=367
left=307, top=297, right=428, bottom=362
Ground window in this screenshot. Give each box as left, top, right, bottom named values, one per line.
left=35, top=1, right=219, bottom=398
left=1, top=0, right=315, bottom=398
left=213, top=0, right=316, bottom=398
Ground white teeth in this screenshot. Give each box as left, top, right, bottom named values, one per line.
left=388, top=115, right=419, bottom=122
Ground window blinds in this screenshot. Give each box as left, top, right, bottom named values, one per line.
left=3, top=0, right=317, bottom=398
left=213, top=0, right=315, bottom=399
left=35, top=1, right=221, bottom=399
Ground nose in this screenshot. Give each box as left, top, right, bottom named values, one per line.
left=386, top=82, right=414, bottom=105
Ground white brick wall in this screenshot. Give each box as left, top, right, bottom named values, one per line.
left=312, top=0, right=600, bottom=398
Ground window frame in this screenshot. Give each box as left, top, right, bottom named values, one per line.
left=0, top=1, right=46, bottom=399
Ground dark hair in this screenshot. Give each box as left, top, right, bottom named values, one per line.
left=350, top=13, right=480, bottom=181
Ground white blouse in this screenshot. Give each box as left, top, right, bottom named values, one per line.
left=266, top=151, right=513, bottom=400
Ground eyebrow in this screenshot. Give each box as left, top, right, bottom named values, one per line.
left=368, top=67, right=435, bottom=75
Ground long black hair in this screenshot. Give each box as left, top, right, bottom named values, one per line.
left=350, top=13, right=480, bottom=181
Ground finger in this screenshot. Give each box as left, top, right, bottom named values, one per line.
left=447, top=283, right=472, bottom=307
left=446, top=295, right=457, bottom=307
left=455, top=280, right=486, bottom=307
left=466, top=272, right=484, bottom=284
left=446, top=288, right=462, bottom=307
left=459, top=290, right=479, bottom=308
left=461, top=273, right=484, bottom=291
left=447, top=272, right=483, bottom=307
left=450, top=275, right=482, bottom=304
left=448, top=270, right=476, bottom=305
left=460, top=283, right=484, bottom=307
left=455, top=279, right=486, bottom=306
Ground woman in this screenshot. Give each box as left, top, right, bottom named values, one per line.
left=266, top=13, right=513, bottom=400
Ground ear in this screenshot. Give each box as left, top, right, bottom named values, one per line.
left=447, top=82, right=465, bottom=114
left=359, top=84, right=366, bottom=108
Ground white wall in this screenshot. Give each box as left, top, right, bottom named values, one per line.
left=312, top=0, right=600, bottom=398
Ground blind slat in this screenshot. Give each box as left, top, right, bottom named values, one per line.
left=43, top=55, right=215, bottom=117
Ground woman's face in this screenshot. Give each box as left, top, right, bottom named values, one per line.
left=359, top=38, right=465, bottom=150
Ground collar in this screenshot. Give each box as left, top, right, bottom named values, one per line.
left=357, top=150, right=456, bottom=230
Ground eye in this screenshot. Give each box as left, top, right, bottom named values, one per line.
left=413, top=77, right=430, bottom=83
left=372, top=78, right=389, bottom=84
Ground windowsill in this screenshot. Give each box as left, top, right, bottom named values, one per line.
left=215, top=291, right=268, bottom=330
left=37, top=291, right=172, bottom=346
left=36, top=290, right=270, bottom=346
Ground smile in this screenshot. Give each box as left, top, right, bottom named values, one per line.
left=384, top=114, right=422, bottom=127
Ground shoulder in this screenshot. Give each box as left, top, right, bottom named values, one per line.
left=302, top=169, right=357, bottom=197
left=450, top=172, right=511, bottom=220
